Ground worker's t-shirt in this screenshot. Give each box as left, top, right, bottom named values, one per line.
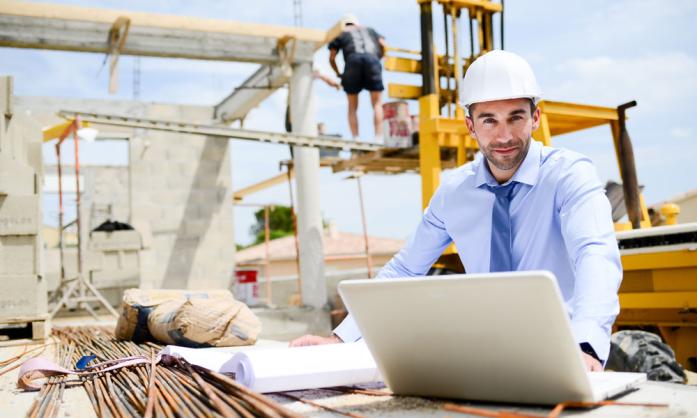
left=328, top=26, right=384, bottom=61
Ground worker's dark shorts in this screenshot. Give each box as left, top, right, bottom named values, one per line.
left=342, top=53, right=384, bottom=94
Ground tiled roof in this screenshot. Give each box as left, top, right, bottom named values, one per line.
left=236, top=228, right=405, bottom=263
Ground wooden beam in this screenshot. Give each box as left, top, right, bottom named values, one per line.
left=233, top=172, right=294, bottom=201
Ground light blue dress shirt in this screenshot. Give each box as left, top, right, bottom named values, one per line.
left=334, top=139, right=622, bottom=361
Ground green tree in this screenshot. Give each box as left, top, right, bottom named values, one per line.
left=249, top=205, right=295, bottom=245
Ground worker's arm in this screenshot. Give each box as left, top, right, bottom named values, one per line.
left=289, top=184, right=454, bottom=347
left=378, top=37, right=387, bottom=59
left=313, top=70, right=341, bottom=90
left=558, top=157, right=622, bottom=364
left=329, top=48, right=341, bottom=78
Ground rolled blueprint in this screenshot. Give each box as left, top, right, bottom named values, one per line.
left=231, top=342, right=382, bottom=393
left=160, top=345, right=238, bottom=373
left=160, top=342, right=382, bottom=393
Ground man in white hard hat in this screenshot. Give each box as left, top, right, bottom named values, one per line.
left=328, top=13, right=387, bottom=141
left=291, top=50, right=621, bottom=372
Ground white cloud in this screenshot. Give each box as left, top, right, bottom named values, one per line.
left=550, top=52, right=697, bottom=111
left=670, top=127, right=692, bottom=139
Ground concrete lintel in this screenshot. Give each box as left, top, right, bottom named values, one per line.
left=0, top=15, right=317, bottom=64
left=214, top=65, right=289, bottom=123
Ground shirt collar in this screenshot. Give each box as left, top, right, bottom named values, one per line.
left=474, top=139, right=541, bottom=188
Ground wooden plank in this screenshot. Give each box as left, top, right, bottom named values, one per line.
left=233, top=172, right=294, bottom=201
left=0, top=316, right=50, bottom=344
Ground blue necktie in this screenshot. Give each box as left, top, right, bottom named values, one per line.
left=489, top=182, right=517, bottom=272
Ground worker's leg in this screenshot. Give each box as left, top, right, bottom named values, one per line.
left=341, top=56, right=362, bottom=139
left=347, top=93, right=359, bottom=139
left=370, top=90, right=383, bottom=138
left=364, top=54, right=385, bottom=140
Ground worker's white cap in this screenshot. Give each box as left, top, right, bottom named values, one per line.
left=341, top=13, right=360, bottom=26
left=461, top=50, right=542, bottom=116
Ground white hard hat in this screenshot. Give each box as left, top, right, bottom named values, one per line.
left=341, top=13, right=360, bottom=26
left=461, top=50, right=542, bottom=116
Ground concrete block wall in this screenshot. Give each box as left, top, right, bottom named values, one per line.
left=0, top=77, right=46, bottom=319
left=129, top=103, right=234, bottom=290
left=82, top=166, right=130, bottom=230
left=16, top=96, right=235, bottom=292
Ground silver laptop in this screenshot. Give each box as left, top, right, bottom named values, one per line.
left=338, top=271, right=646, bottom=405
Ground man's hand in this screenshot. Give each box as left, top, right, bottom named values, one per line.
left=581, top=352, right=603, bottom=371
left=289, top=334, right=342, bottom=347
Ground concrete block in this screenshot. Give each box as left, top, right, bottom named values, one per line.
left=5, top=112, right=41, bottom=167
left=0, top=155, right=34, bottom=196
left=0, top=235, right=37, bottom=275
left=91, top=269, right=139, bottom=289
left=0, top=274, right=47, bottom=318
left=0, top=195, right=39, bottom=235
left=130, top=219, right=153, bottom=249
left=89, top=230, right=141, bottom=251
left=98, top=250, right=139, bottom=271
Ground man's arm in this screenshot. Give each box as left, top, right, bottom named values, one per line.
left=314, top=70, right=341, bottom=90
left=558, top=157, right=622, bottom=364
left=329, top=49, right=341, bottom=78
left=290, top=185, right=454, bottom=346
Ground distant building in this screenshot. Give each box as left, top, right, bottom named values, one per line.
left=236, top=222, right=404, bottom=278
left=235, top=222, right=405, bottom=307
left=650, top=188, right=697, bottom=225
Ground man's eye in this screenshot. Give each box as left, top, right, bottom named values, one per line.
left=483, top=118, right=496, bottom=125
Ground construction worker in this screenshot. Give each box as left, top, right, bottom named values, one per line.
left=328, top=13, right=387, bottom=142
left=291, top=50, right=621, bottom=372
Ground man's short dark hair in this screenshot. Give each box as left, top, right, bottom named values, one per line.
left=467, top=99, right=537, bottom=120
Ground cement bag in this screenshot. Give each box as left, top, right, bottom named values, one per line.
left=115, top=288, right=233, bottom=342
left=148, top=297, right=261, bottom=347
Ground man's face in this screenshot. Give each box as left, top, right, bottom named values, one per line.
left=465, top=98, right=541, bottom=177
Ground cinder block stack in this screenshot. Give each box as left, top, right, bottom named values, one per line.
left=0, top=76, right=48, bottom=339
left=87, top=229, right=144, bottom=306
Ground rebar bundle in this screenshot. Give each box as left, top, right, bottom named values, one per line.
left=26, top=326, right=302, bottom=418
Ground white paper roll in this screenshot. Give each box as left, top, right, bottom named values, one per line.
left=230, top=342, right=382, bottom=393
left=160, top=345, right=238, bottom=373
left=160, top=342, right=382, bottom=393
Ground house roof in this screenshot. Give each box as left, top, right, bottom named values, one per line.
left=651, top=187, right=697, bottom=207
left=236, top=226, right=405, bottom=263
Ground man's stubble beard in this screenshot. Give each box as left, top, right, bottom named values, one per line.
left=484, top=136, right=531, bottom=171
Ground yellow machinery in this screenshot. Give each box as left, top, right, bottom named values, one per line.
left=377, top=0, right=697, bottom=371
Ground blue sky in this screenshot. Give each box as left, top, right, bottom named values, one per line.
left=3, top=0, right=696, bottom=245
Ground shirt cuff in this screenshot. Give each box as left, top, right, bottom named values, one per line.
left=570, top=319, right=611, bottom=363
left=333, top=314, right=362, bottom=343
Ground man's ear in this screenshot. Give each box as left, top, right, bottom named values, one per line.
left=465, top=117, right=477, bottom=139
left=531, top=107, right=541, bottom=131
